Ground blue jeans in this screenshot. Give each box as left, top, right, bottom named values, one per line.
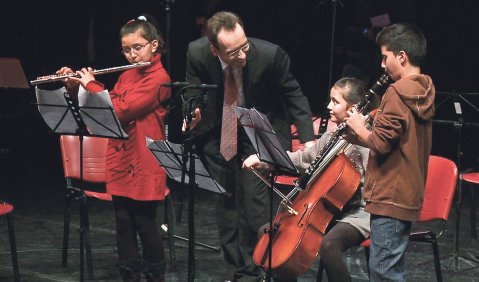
left=369, top=214, right=411, bottom=282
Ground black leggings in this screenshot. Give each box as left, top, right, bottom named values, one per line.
left=112, top=196, right=165, bottom=276
left=319, top=221, right=365, bottom=282
left=273, top=222, right=365, bottom=282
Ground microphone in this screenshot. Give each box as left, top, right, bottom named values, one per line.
left=162, top=82, right=218, bottom=89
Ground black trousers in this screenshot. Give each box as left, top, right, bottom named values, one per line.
left=275, top=221, right=365, bottom=282
left=112, top=196, right=166, bottom=278
left=201, top=135, right=270, bottom=282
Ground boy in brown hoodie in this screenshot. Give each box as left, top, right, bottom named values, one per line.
left=345, top=23, right=435, bottom=281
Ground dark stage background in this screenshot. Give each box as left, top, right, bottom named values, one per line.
left=1, top=0, right=479, bottom=186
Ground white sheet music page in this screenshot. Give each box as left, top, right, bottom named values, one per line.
left=78, top=85, right=128, bottom=138
left=35, top=86, right=78, bottom=133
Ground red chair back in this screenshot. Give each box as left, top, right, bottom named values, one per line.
left=419, top=155, right=458, bottom=222
left=60, top=135, right=108, bottom=183
left=290, top=116, right=323, bottom=151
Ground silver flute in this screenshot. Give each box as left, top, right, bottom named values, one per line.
left=30, top=62, right=150, bottom=85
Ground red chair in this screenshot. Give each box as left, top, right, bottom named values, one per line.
left=276, top=116, right=324, bottom=186
left=0, top=201, right=20, bottom=282
left=60, top=135, right=177, bottom=277
left=290, top=115, right=324, bottom=150
left=317, top=155, right=458, bottom=282
left=408, top=155, right=457, bottom=282
left=60, top=135, right=110, bottom=279
left=459, top=172, right=479, bottom=239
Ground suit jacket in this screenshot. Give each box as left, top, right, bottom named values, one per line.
left=185, top=36, right=314, bottom=155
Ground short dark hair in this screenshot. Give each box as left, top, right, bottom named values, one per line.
left=206, top=11, right=244, bottom=49
left=120, top=14, right=166, bottom=54
left=376, top=23, right=426, bottom=67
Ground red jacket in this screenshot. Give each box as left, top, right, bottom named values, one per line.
left=87, top=54, right=171, bottom=200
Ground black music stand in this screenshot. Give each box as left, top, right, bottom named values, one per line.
left=35, top=86, right=127, bottom=281
left=434, top=91, right=479, bottom=272
left=147, top=139, right=225, bottom=282
left=235, top=107, right=298, bottom=282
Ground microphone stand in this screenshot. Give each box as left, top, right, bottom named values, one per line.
left=164, top=83, right=215, bottom=222
left=175, top=87, right=202, bottom=222
left=316, top=0, right=344, bottom=132
left=327, top=0, right=343, bottom=92
left=433, top=91, right=479, bottom=272
left=178, top=86, right=218, bottom=282
left=449, top=95, right=479, bottom=271
left=161, top=0, right=174, bottom=73
left=315, top=0, right=344, bottom=94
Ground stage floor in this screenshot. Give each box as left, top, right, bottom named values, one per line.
left=1, top=155, right=479, bottom=282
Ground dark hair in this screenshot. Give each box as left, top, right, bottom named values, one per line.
left=376, top=23, right=426, bottom=67
left=334, top=77, right=380, bottom=112
left=206, top=11, right=244, bottom=49
left=120, top=14, right=166, bottom=54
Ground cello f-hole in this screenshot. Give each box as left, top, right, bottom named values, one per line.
left=297, top=203, right=312, bottom=227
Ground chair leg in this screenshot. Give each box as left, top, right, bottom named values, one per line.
left=316, top=258, right=324, bottom=282
left=364, top=246, right=370, bottom=278
left=164, top=194, right=177, bottom=271
left=62, top=190, right=73, bottom=267
left=471, top=184, right=477, bottom=240
left=6, top=214, right=20, bottom=282
left=431, top=236, right=443, bottom=282
left=81, top=194, right=94, bottom=279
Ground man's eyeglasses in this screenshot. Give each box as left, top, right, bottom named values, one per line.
left=225, top=42, right=250, bottom=59
left=121, top=41, right=151, bottom=55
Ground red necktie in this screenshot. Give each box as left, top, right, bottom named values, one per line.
left=220, top=66, right=238, bottom=161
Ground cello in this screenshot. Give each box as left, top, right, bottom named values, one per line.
left=252, top=74, right=391, bottom=279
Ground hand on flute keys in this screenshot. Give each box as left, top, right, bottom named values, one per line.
left=56, top=67, right=95, bottom=89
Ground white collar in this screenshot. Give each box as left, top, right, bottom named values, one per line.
left=218, top=56, right=229, bottom=71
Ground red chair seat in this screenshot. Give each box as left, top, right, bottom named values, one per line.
left=0, top=201, right=20, bottom=281
left=461, top=171, right=479, bottom=240
left=360, top=239, right=370, bottom=248
left=83, top=191, right=113, bottom=201
left=0, top=203, right=14, bottom=215
left=275, top=175, right=296, bottom=186
left=462, top=172, right=479, bottom=184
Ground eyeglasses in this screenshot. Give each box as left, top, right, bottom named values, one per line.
left=121, top=41, right=151, bottom=55
left=224, top=42, right=250, bottom=59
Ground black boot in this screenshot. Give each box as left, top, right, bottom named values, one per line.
left=143, top=260, right=166, bottom=282
left=119, top=260, right=142, bottom=282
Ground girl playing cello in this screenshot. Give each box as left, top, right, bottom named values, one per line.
left=243, top=77, right=379, bottom=282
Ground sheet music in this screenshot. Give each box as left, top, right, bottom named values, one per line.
left=146, top=137, right=183, bottom=179
left=36, top=87, right=78, bottom=133
left=235, top=107, right=297, bottom=174
left=35, top=86, right=127, bottom=138
left=77, top=86, right=128, bottom=137
left=147, top=138, right=226, bottom=194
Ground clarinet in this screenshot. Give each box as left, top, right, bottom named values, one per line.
left=295, top=74, right=392, bottom=189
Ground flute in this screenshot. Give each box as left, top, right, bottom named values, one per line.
left=30, top=62, right=151, bottom=85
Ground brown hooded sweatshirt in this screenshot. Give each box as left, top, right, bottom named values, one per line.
left=363, top=74, right=435, bottom=221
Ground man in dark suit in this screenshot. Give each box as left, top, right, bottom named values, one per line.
left=184, top=11, right=315, bottom=281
